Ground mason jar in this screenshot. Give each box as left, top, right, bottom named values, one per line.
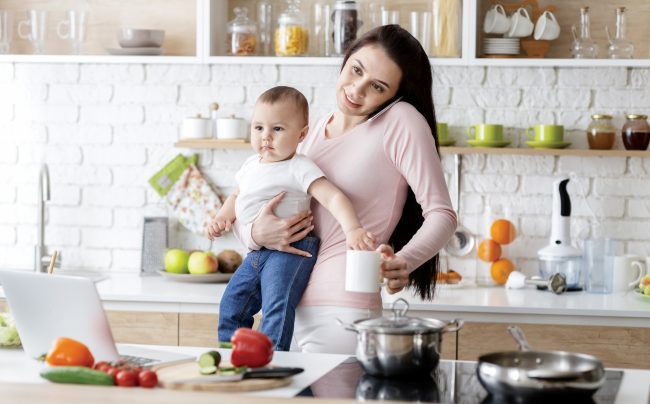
left=621, top=114, right=650, bottom=151
left=586, top=114, right=616, bottom=150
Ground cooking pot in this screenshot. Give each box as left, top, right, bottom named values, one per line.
left=338, top=298, right=463, bottom=378
left=355, top=373, right=440, bottom=402
left=477, top=326, right=605, bottom=399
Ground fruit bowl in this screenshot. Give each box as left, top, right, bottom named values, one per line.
left=633, top=288, right=650, bottom=302
left=157, top=270, right=232, bottom=283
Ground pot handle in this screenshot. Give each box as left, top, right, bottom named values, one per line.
left=442, top=319, right=464, bottom=333
left=507, top=325, right=531, bottom=352
left=336, top=317, right=358, bottom=333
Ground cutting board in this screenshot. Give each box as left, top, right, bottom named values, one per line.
left=152, top=361, right=293, bottom=392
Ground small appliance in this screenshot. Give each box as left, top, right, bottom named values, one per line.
left=537, top=177, right=583, bottom=288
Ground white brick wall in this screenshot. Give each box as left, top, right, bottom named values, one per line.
left=0, top=62, right=648, bottom=277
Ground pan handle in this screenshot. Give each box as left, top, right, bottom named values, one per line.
left=507, top=325, right=531, bottom=351
left=442, top=319, right=464, bottom=333
left=526, top=369, right=582, bottom=381
left=336, top=318, right=358, bottom=333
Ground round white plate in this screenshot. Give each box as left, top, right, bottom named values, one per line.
left=106, top=47, right=163, bottom=56
left=157, top=270, right=233, bottom=283
left=634, top=288, right=650, bottom=302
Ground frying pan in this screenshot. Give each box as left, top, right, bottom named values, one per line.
left=445, top=154, right=475, bottom=256
left=477, top=326, right=605, bottom=399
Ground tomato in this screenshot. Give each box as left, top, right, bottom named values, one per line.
left=96, top=363, right=111, bottom=372
left=107, top=367, right=121, bottom=383
left=93, top=361, right=109, bottom=371
left=115, top=370, right=137, bottom=387
left=138, top=370, right=158, bottom=388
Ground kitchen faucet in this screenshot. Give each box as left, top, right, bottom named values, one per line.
left=35, top=164, right=58, bottom=272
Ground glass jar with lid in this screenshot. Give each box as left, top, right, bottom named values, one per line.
left=275, top=0, right=309, bottom=56
left=226, top=7, right=257, bottom=56
left=621, top=114, right=650, bottom=150
left=586, top=114, right=616, bottom=150
left=332, top=0, right=361, bottom=56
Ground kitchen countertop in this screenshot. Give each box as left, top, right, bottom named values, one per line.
left=1, top=272, right=649, bottom=326
left=1, top=344, right=649, bottom=404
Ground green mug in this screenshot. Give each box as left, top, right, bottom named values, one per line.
left=467, top=124, right=503, bottom=141
left=437, top=122, right=449, bottom=141
left=527, top=124, right=564, bottom=143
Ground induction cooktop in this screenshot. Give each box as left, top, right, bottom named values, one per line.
left=297, top=358, right=623, bottom=404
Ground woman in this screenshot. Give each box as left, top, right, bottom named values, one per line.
left=235, top=25, right=456, bottom=354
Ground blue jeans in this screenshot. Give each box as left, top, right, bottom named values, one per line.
left=218, top=235, right=320, bottom=351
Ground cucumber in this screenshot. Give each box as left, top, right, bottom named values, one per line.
left=199, top=365, right=218, bottom=375
left=197, top=350, right=221, bottom=369
left=40, top=366, right=115, bottom=386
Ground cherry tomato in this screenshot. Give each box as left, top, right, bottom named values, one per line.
left=115, top=370, right=137, bottom=387
left=93, top=361, right=109, bottom=371
left=96, top=363, right=112, bottom=373
left=107, top=367, right=121, bottom=383
left=138, top=370, right=158, bottom=388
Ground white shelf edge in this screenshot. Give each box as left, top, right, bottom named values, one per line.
left=0, top=54, right=202, bottom=64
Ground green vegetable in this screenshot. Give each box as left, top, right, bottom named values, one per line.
left=197, top=350, right=221, bottom=369
left=199, top=366, right=217, bottom=375
left=0, top=312, right=21, bottom=347
left=218, top=366, right=248, bottom=375
left=40, top=366, right=115, bottom=386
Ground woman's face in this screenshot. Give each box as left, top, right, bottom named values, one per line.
left=336, top=45, right=402, bottom=117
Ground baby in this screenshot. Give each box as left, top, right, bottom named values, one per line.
left=208, top=86, right=375, bottom=350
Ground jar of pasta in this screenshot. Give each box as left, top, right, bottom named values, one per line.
left=275, top=0, right=308, bottom=56
left=226, top=7, right=257, bottom=56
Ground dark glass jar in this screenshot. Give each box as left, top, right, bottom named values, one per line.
left=332, top=0, right=360, bottom=56
left=621, top=114, right=650, bottom=150
left=586, top=114, right=616, bottom=150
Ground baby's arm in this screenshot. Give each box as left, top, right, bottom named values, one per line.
left=207, top=188, right=239, bottom=240
left=308, top=178, right=375, bottom=250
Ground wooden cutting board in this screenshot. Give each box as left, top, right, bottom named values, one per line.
left=152, top=361, right=292, bottom=392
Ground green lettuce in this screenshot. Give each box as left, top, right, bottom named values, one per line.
left=0, top=312, right=21, bottom=347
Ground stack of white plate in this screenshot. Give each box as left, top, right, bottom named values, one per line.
left=483, top=37, right=520, bottom=55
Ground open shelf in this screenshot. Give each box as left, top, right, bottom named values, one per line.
left=175, top=139, right=251, bottom=149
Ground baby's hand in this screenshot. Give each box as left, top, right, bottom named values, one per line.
left=346, top=228, right=376, bottom=250
left=207, top=215, right=233, bottom=240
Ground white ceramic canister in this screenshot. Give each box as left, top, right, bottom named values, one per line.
left=182, top=114, right=213, bottom=139
left=216, top=115, right=248, bottom=140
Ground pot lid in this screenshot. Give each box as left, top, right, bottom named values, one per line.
left=352, top=298, right=449, bottom=334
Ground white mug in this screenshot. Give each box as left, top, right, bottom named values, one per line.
left=534, top=10, right=560, bottom=41
left=507, top=8, right=534, bottom=38
left=182, top=114, right=213, bottom=139
left=345, top=250, right=384, bottom=293
left=483, top=4, right=510, bottom=35
left=611, top=255, right=645, bottom=292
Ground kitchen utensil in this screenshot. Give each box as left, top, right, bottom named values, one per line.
left=174, top=366, right=303, bottom=384
left=538, top=178, right=583, bottom=288
left=355, top=373, right=440, bottom=402
left=216, top=115, right=248, bottom=140
left=182, top=114, right=214, bottom=139
left=345, top=250, right=384, bottom=293
left=510, top=273, right=567, bottom=294
left=611, top=255, right=645, bottom=292
left=117, top=28, right=165, bottom=48
left=583, top=238, right=620, bottom=294
left=338, top=298, right=463, bottom=377
left=445, top=154, right=475, bottom=257
left=477, top=325, right=606, bottom=398
left=141, top=217, right=168, bottom=275
left=47, top=250, right=59, bottom=274
left=154, top=361, right=297, bottom=392
left=156, top=270, right=232, bottom=283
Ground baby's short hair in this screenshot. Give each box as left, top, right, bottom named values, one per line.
left=257, top=86, right=308, bottom=126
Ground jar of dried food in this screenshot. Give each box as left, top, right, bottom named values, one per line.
left=275, top=0, right=308, bottom=56
left=586, top=114, right=616, bottom=150
left=226, top=7, right=257, bottom=56
left=621, top=114, right=650, bottom=150
left=332, top=0, right=360, bottom=56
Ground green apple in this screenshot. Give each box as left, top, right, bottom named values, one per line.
left=188, top=251, right=219, bottom=275
left=165, top=249, right=190, bottom=274
left=644, top=286, right=650, bottom=296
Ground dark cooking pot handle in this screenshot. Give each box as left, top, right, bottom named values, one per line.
left=442, top=319, right=464, bottom=333
left=336, top=318, right=358, bottom=333
left=526, top=369, right=582, bottom=380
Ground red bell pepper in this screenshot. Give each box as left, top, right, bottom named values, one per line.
left=229, top=328, right=273, bottom=368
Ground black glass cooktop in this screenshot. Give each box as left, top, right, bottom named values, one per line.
left=297, top=358, right=623, bottom=404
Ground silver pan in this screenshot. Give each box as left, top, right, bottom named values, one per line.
left=477, top=326, right=605, bottom=399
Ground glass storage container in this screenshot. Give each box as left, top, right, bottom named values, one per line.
left=275, top=0, right=308, bottom=56
left=586, top=114, right=616, bottom=150
left=571, top=6, right=598, bottom=58
left=226, top=7, right=257, bottom=56
left=607, top=6, right=634, bottom=59
left=332, top=0, right=360, bottom=56
left=475, top=205, right=518, bottom=287
left=621, top=114, right=650, bottom=151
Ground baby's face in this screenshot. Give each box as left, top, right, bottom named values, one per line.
left=251, top=100, right=307, bottom=163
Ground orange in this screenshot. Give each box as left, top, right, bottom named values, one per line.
left=477, top=239, right=502, bottom=262
left=490, top=219, right=516, bottom=245
left=490, top=258, right=515, bottom=285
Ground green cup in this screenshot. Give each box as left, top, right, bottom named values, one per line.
left=467, top=124, right=503, bottom=141
left=437, top=122, right=449, bottom=141
left=527, top=124, right=564, bottom=143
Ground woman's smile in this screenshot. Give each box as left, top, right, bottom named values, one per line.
left=343, top=90, right=362, bottom=108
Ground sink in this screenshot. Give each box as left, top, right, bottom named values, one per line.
left=54, top=270, right=108, bottom=283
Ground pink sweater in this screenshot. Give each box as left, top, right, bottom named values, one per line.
left=237, top=102, right=457, bottom=309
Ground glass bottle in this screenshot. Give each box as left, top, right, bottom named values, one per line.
left=586, top=114, right=616, bottom=150
left=621, top=114, right=650, bottom=151
left=275, top=0, right=309, bottom=56
left=257, top=1, right=273, bottom=56
left=607, top=6, right=634, bottom=59
left=571, top=6, right=598, bottom=59
left=226, top=7, right=257, bottom=56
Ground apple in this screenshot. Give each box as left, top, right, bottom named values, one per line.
left=188, top=251, right=218, bottom=274
left=640, top=274, right=650, bottom=287
left=164, top=249, right=190, bottom=274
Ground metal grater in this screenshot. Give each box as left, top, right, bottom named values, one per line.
left=141, top=217, right=168, bottom=275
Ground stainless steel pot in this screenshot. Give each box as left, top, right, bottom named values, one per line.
left=477, top=326, right=605, bottom=398
left=339, top=298, right=463, bottom=378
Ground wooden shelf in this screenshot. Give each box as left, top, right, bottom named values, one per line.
left=175, top=138, right=251, bottom=149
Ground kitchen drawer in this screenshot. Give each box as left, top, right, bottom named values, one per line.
left=179, top=312, right=262, bottom=347
left=106, top=311, right=178, bottom=346
left=457, top=322, right=650, bottom=369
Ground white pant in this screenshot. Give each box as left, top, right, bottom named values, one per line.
left=291, top=306, right=381, bottom=354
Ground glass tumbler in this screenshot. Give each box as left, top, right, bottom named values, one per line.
left=57, top=10, right=87, bottom=55
left=583, top=238, right=621, bottom=294
left=0, top=10, right=11, bottom=54
left=410, top=11, right=432, bottom=54
left=18, top=9, right=48, bottom=54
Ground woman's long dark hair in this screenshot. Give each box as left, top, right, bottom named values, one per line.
left=342, top=25, right=440, bottom=300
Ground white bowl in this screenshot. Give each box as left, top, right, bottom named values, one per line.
left=117, top=28, right=165, bottom=48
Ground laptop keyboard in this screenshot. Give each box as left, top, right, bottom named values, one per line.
left=118, top=354, right=156, bottom=366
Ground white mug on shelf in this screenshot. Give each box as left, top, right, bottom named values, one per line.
left=534, top=10, right=560, bottom=41
left=507, top=7, right=534, bottom=38
left=483, top=4, right=510, bottom=35
left=345, top=250, right=385, bottom=293
left=611, top=255, right=645, bottom=292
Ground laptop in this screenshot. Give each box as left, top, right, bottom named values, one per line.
left=0, top=270, right=192, bottom=366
